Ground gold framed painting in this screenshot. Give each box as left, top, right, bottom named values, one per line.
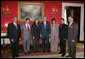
left=17, top=2, right=44, bottom=22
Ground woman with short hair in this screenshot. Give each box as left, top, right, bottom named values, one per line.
left=50, top=18, right=59, bottom=53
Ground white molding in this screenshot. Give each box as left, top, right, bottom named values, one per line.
left=1, top=33, right=7, bottom=36
left=1, top=39, right=3, bottom=45
left=4, top=38, right=10, bottom=44
left=62, top=3, right=84, bottom=41
left=1, top=38, right=10, bottom=44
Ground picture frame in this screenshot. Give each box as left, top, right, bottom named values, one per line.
left=17, top=2, right=44, bottom=22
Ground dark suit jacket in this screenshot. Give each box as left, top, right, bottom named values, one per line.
left=68, top=21, right=78, bottom=42
left=7, top=22, right=21, bottom=40
left=40, top=22, right=51, bottom=37
left=59, top=23, right=68, bottom=39
left=31, top=24, right=40, bottom=38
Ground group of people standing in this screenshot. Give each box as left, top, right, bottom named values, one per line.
left=7, top=16, right=78, bottom=58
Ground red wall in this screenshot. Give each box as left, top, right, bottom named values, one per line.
left=1, top=1, right=84, bottom=30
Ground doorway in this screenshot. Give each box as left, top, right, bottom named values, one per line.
left=62, top=3, right=84, bottom=42
left=65, top=6, right=81, bottom=42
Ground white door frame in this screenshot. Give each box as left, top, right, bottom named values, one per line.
left=62, top=3, right=84, bottom=41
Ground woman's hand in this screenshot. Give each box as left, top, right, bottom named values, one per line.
left=33, top=36, right=35, bottom=39
left=40, top=34, right=42, bottom=37
left=11, top=39, right=14, bottom=42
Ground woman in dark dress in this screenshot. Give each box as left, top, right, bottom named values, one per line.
left=31, top=18, right=40, bottom=53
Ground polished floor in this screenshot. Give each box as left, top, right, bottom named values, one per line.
left=1, top=43, right=84, bottom=58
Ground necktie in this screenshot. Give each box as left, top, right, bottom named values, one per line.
left=27, top=25, right=29, bottom=31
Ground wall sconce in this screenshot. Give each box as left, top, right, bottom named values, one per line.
left=51, top=6, right=57, bottom=18
left=5, top=23, right=8, bottom=27
left=3, top=5, right=10, bottom=18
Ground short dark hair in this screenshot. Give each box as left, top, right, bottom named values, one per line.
left=25, top=18, right=30, bottom=21
left=51, top=18, right=56, bottom=24
left=60, top=18, right=64, bottom=21
left=68, top=15, right=73, bottom=18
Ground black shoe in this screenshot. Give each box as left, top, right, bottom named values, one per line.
left=58, top=52, right=62, bottom=54
left=33, top=51, right=36, bottom=53
left=24, top=53, right=27, bottom=55
left=16, top=55, right=19, bottom=57
left=47, top=50, right=50, bottom=53
left=12, top=57, right=15, bottom=58
left=43, top=51, right=45, bottom=53
left=37, top=50, right=40, bottom=52
left=61, top=54, right=65, bottom=57
left=12, top=56, right=15, bottom=58
left=12, top=55, right=15, bottom=58
left=28, top=52, right=30, bottom=54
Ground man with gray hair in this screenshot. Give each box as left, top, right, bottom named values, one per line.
left=40, top=17, right=51, bottom=53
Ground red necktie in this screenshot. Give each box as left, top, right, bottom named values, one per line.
left=27, top=25, right=29, bottom=31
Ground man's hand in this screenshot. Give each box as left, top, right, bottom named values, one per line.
left=72, top=40, right=75, bottom=42
left=40, top=34, right=42, bottom=37
left=19, top=38, right=21, bottom=41
left=49, top=34, right=51, bottom=37
left=64, top=38, right=67, bottom=40
left=33, top=36, right=35, bottom=39
left=11, top=39, right=14, bottom=42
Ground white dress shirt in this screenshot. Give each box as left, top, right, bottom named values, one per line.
left=13, top=22, right=17, bottom=29
left=44, top=22, right=46, bottom=28
left=26, top=24, right=30, bottom=29
left=69, top=21, right=73, bottom=27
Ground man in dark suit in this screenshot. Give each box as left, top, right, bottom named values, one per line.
left=66, top=16, right=78, bottom=58
left=59, top=18, right=68, bottom=57
left=40, top=17, right=51, bottom=53
left=7, top=17, right=21, bottom=58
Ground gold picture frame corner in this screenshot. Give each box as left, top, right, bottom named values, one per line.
left=17, top=2, right=44, bottom=22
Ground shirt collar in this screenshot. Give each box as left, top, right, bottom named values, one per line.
left=26, top=23, right=29, bottom=25
left=44, top=22, right=46, bottom=23
left=70, top=21, right=73, bottom=25
left=13, top=22, right=17, bottom=24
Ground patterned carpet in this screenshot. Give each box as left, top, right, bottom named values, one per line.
left=1, top=43, right=84, bottom=58
left=18, top=52, right=84, bottom=58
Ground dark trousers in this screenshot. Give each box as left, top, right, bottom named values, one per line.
left=32, top=37, right=39, bottom=52
left=68, top=40, right=76, bottom=58
left=10, top=39, right=19, bottom=57
left=60, top=38, right=66, bottom=55
left=42, top=35, right=50, bottom=51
